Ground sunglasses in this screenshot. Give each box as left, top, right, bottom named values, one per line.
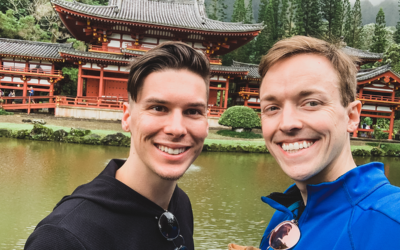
left=266, top=220, right=301, bottom=250
left=158, top=211, right=188, bottom=250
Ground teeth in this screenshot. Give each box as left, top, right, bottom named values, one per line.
left=157, top=145, right=186, bottom=155
left=281, top=141, right=315, bottom=153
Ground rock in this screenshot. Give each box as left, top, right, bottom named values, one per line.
left=0, top=129, right=11, bottom=137
left=22, top=119, right=32, bottom=123
left=81, top=134, right=101, bottom=145
left=371, top=147, right=385, bottom=156
left=101, top=133, right=127, bottom=146
left=70, top=128, right=91, bottom=137
left=64, top=135, right=82, bottom=144
left=29, top=124, right=53, bottom=141
left=15, top=129, right=30, bottom=139
left=32, top=119, right=46, bottom=125
left=52, top=129, right=69, bottom=142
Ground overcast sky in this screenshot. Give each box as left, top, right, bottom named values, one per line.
left=350, top=0, right=392, bottom=5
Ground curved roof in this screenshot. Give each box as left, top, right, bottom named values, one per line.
left=59, top=48, right=131, bottom=63
left=0, top=38, right=72, bottom=60
left=342, top=46, right=383, bottom=60
left=232, top=60, right=260, bottom=78
left=356, top=64, right=400, bottom=81
left=51, top=0, right=264, bottom=33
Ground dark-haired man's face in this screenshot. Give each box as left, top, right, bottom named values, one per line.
left=123, top=69, right=208, bottom=181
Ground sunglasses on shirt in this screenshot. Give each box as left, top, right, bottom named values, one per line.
left=158, top=211, right=188, bottom=250
left=266, top=220, right=301, bottom=250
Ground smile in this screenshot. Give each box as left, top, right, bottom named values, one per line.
left=156, top=144, right=188, bottom=155
left=280, top=140, right=316, bottom=154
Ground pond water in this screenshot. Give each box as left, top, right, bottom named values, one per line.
left=1, top=138, right=400, bottom=249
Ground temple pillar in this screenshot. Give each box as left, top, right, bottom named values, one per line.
left=389, top=110, right=395, bottom=140
left=223, top=78, right=229, bottom=108
left=49, top=82, right=54, bottom=103
left=77, top=64, right=83, bottom=97
left=22, top=78, right=27, bottom=104
left=392, top=90, right=395, bottom=102
left=99, top=67, right=104, bottom=97
left=359, top=87, right=363, bottom=97
left=244, top=97, right=248, bottom=107
left=219, top=90, right=223, bottom=108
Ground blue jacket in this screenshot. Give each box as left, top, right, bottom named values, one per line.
left=260, top=162, right=400, bottom=250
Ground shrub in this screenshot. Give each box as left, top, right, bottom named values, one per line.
left=218, top=106, right=261, bottom=131
left=0, top=109, right=13, bottom=115
left=352, top=149, right=371, bottom=156
left=216, top=130, right=262, bottom=139
left=371, top=147, right=385, bottom=156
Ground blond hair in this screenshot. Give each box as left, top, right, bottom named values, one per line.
left=258, top=36, right=360, bottom=107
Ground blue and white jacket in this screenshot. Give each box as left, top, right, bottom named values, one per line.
left=260, top=162, right=400, bottom=250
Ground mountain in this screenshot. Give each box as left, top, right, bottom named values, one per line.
left=204, top=0, right=399, bottom=26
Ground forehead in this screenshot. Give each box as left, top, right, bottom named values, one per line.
left=261, top=54, right=340, bottom=99
left=138, top=69, right=207, bottom=102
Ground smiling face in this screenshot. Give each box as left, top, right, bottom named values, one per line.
left=122, top=69, right=208, bottom=181
left=260, top=53, right=360, bottom=185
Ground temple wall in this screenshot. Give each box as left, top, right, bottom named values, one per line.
left=55, top=106, right=123, bottom=121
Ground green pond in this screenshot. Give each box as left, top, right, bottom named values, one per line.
left=1, top=138, right=400, bottom=249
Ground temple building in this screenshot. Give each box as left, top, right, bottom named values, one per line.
left=0, top=0, right=399, bottom=139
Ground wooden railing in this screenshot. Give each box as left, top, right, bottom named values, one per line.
left=209, top=58, right=222, bottom=65
left=357, top=94, right=400, bottom=103
left=0, top=66, right=61, bottom=76
left=89, top=45, right=122, bottom=54
left=207, top=107, right=226, bottom=117
left=126, top=44, right=152, bottom=52
left=55, top=96, right=127, bottom=110
left=239, top=87, right=259, bottom=93
left=1, top=96, right=56, bottom=114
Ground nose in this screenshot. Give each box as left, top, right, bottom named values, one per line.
left=279, top=104, right=302, bottom=134
left=163, top=110, right=187, bottom=138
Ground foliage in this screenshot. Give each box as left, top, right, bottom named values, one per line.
left=375, top=43, right=400, bottom=74
left=207, top=0, right=227, bottom=21
left=218, top=106, right=261, bottom=130
left=216, top=129, right=263, bottom=139
left=370, top=147, right=385, bottom=156
left=351, top=148, right=371, bottom=156
left=67, top=38, right=86, bottom=51
left=373, top=124, right=387, bottom=148
left=348, top=0, right=363, bottom=48
left=0, top=108, right=13, bottom=115
left=202, top=143, right=269, bottom=153
left=361, top=116, right=373, bottom=126
left=231, top=0, right=246, bottom=23
left=371, top=8, right=387, bottom=53
left=56, top=67, right=78, bottom=96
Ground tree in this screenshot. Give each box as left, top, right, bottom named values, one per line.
left=303, top=0, right=322, bottom=37
left=348, top=0, right=363, bottom=48
left=294, top=0, right=305, bottom=35
left=254, top=0, right=276, bottom=62
left=218, top=106, right=261, bottom=131
left=278, top=0, right=289, bottom=38
left=231, top=0, right=246, bottom=22
left=343, top=0, right=352, bottom=44
left=320, top=0, right=335, bottom=39
left=371, top=8, right=388, bottom=53
left=218, top=0, right=228, bottom=22
left=207, top=0, right=218, bottom=20
left=394, top=0, right=400, bottom=43
left=286, top=0, right=296, bottom=37
left=332, top=0, right=344, bottom=38
left=245, top=0, right=254, bottom=24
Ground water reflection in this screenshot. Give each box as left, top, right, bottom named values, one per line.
left=1, top=138, right=399, bottom=249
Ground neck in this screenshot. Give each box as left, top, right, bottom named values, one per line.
left=115, top=155, right=176, bottom=210
left=295, top=141, right=356, bottom=205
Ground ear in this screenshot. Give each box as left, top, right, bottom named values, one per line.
left=121, top=102, right=131, bottom=132
left=347, top=100, right=362, bottom=133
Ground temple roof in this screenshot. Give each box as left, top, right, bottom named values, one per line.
left=342, top=46, right=383, bottom=60
left=0, top=38, right=72, bottom=60
left=121, top=48, right=146, bottom=56
left=356, top=64, right=400, bottom=81
left=232, top=60, right=260, bottom=78
left=51, top=0, right=263, bottom=33
left=59, top=48, right=131, bottom=63
left=210, top=65, right=250, bottom=74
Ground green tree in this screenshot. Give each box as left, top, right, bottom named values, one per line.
left=303, top=0, right=322, bottom=37
left=294, top=0, right=305, bottom=35
left=348, top=0, right=362, bottom=48
left=245, top=0, right=254, bottom=24
left=332, top=0, right=344, bottom=38
left=343, top=0, right=352, bottom=44
left=278, top=0, right=289, bottom=38
left=207, top=0, right=219, bottom=20
left=218, top=106, right=261, bottom=131
left=231, top=0, right=246, bottom=22
left=394, top=0, right=400, bottom=43
left=371, top=8, right=388, bottom=53
left=320, top=0, right=336, bottom=39
left=0, top=9, right=19, bottom=39
left=218, top=0, right=228, bottom=21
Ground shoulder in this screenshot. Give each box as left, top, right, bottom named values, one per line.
left=357, top=183, right=400, bottom=224
left=25, top=224, right=86, bottom=250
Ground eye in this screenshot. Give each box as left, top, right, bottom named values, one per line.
left=186, top=109, right=202, bottom=115
left=152, top=106, right=167, bottom=112
left=304, top=101, right=319, bottom=107
left=265, top=106, right=279, bottom=112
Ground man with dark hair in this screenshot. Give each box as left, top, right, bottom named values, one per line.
left=25, top=42, right=210, bottom=250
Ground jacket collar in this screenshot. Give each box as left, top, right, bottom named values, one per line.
left=262, top=162, right=389, bottom=218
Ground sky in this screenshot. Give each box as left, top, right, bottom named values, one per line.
left=351, top=0, right=392, bottom=5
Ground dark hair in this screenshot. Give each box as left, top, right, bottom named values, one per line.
left=127, top=41, right=210, bottom=102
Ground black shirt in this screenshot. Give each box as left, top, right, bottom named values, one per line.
left=25, top=159, right=194, bottom=250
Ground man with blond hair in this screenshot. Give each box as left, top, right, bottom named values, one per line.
left=254, top=36, right=400, bottom=249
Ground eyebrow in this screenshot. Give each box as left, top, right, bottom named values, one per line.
left=144, top=98, right=207, bottom=109
left=261, top=89, right=325, bottom=102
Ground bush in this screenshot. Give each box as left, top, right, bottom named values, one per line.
left=216, top=130, right=262, bottom=139
left=218, top=106, right=261, bottom=131
left=371, top=147, right=385, bottom=156
left=352, top=149, right=371, bottom=156
left=0, top=109, right=13, bottom=115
